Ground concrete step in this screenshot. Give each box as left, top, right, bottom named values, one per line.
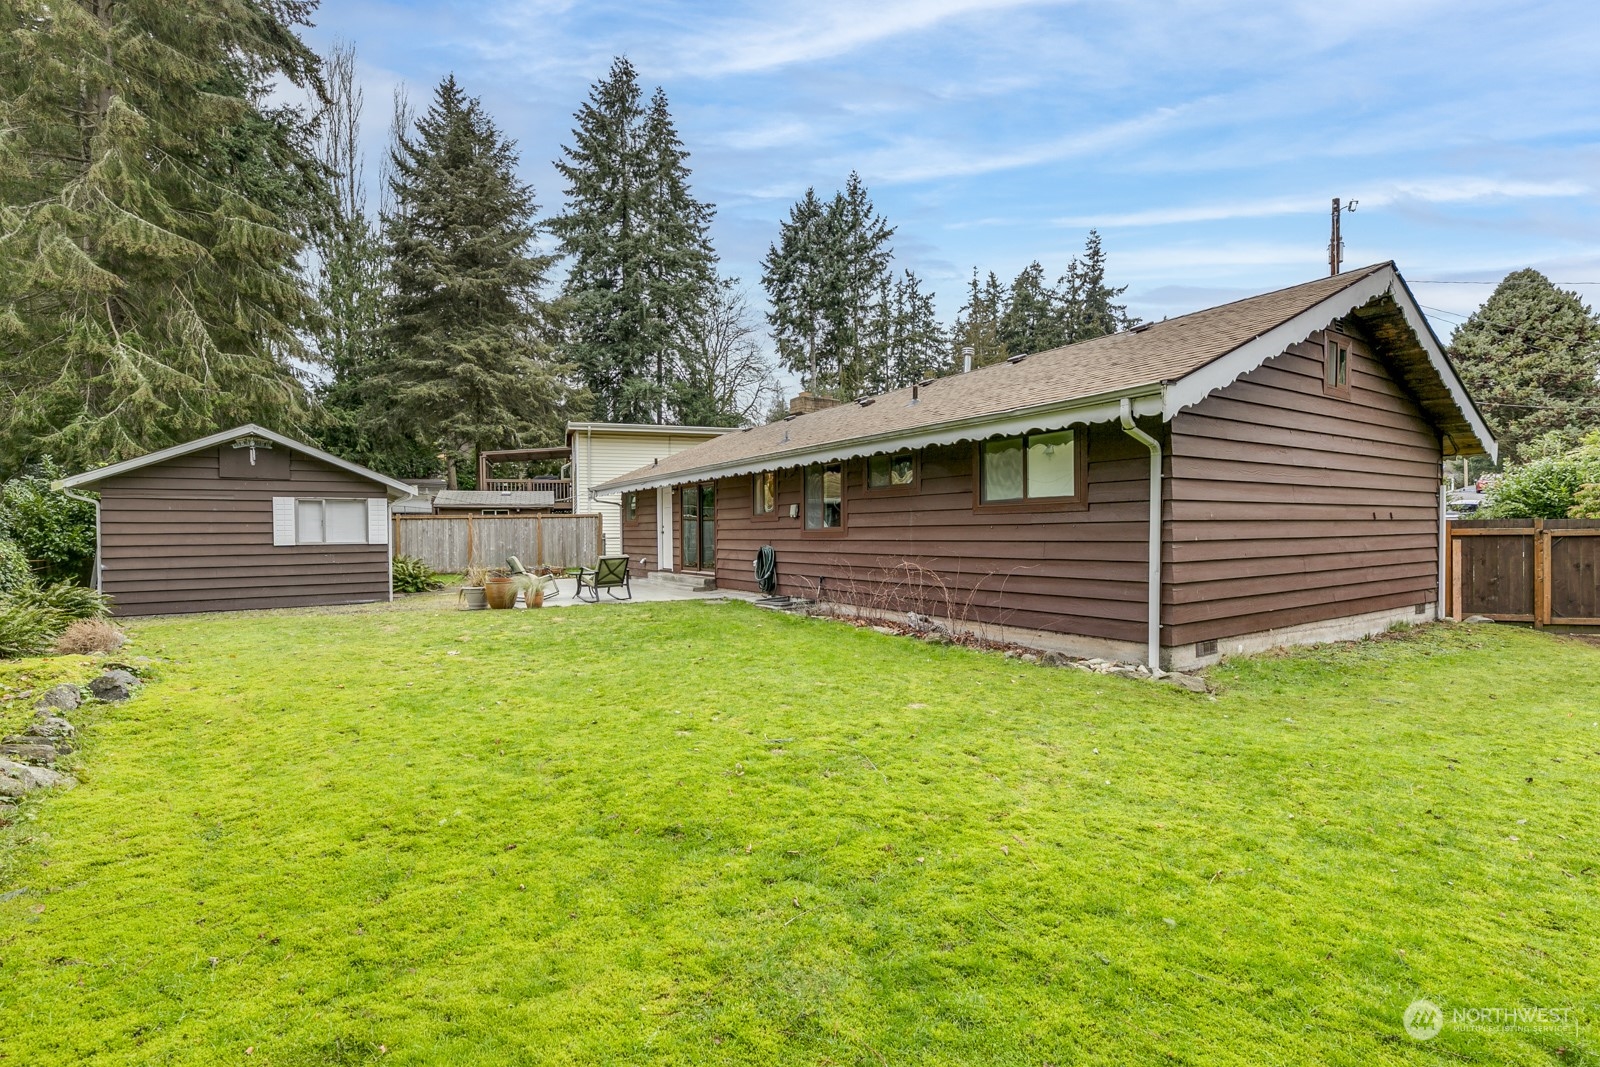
left=647, top=570, right=716, bottom=592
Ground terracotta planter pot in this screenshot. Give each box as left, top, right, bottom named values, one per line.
left=484, top=577, right=518, bottom=610
left=529, top=586, right=545, bottom=609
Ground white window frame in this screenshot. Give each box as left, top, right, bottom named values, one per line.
left=272, top=497, right=388, bottom=547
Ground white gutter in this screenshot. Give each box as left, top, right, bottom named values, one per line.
left=60, top=488, right=103, bottom=593
left=1119, top=398, right=1163, bottom=670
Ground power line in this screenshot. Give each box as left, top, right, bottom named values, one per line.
left=1411, top=279, right=1600, bottom=285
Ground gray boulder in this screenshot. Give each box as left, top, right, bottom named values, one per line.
left=1040, top=651, right=1073, bottom=667
left=0, top=758, right=75, bottom=794
left=1462, top=615, right=1497, bottom=624
left=27, top=716, right=75, bottom=742
left=0, top=743, right=57, bottom=766
left=89, top=670, right=139, bottom=702
left=1163, top=673, right=1210, bottom=694
left=33, top=684, right=82, bottom=712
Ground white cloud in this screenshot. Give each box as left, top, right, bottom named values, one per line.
left=673, top=0, right=1071, bottom=76
left=1057, top=178, right=1590, bottom=228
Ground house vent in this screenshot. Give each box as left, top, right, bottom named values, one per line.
left=1195, top=639, right=1219, bottom=657
left=1006, top=353, right=1026, bottom=364
left=858, top=397, right=874, bottom=407
left=1414, top=603, right=1427, bottom=615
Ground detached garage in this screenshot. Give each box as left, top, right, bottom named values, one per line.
left=53, top=424, right=417, bottom=616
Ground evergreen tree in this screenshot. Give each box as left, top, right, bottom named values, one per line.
left=869, top=270, right=947, bottom=389
left=951, top=269, right=1009, bottom=369
left=1061, top=230, right=1139, bottom=342
left=371, top=76, right=563, bottom=473
left=999, top=261, right=1071, bottom=356
left=1449, top=269, right=1600, bottom=464
left=762, top=172, right=894, bottom=397
left=0, top=0, right=327, bottom=469
left=552, top=58, right=716, bottom=423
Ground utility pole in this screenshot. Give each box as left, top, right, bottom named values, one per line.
left=1329, top=197, right=1357, bottom=275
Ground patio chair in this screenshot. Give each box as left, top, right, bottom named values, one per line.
left=506, top=556, right=562, bottom=601
left=576, top=555, right=632, bottom=602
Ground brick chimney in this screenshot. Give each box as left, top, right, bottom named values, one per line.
left=788, top=390, right=843, bottom=415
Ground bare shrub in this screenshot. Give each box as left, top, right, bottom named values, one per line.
left=53, top=618, right=126, bottom=655
left=802, top=557, right=1025, bottom=645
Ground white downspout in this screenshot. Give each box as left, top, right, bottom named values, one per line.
left=1437, top=479, right=1447, bottom=621
left=1119, top=399, right=1162, bottom=671
left=60, top=488, right=102, bottom=592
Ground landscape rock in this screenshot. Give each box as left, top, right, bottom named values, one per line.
left=1163, top=674, right=1210, bottom=694
left=33, top=684, right=82, bottom=712
left=919, top=632, right=952, bottom=645
left=871, top=626, right=899, bottom=636
left=89, top=670, right=139, bottom=702
left=4, top=733, right=73, bottom=755
left=1462, top=615, right=1497, bottom=624
left=0, top=743, right=58, bottom=766
left=0, top=758, right=75, bottom=794
left=27, top=716, right=75, bottom=742
left=1019, top=653, right=1040, bottom=664
left=1040, top=652, right=1073, bottom=667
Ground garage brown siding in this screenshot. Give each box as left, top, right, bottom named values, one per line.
left=703, top=423, right=1156, bottom=644
left=98, top=448, right=391, bottom=616
left=1165, top=328, right=1442, bottom=646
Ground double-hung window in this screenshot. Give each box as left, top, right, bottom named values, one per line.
left=866, top=450, right=916, bottom=490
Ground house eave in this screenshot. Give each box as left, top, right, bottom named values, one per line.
left=596, top=387, right=1167, bottom=494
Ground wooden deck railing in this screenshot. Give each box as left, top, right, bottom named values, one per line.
left=481, top=478, right=573, bottom=508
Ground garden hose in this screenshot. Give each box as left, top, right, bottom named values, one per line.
left=753, top=545, right=778, bottom=595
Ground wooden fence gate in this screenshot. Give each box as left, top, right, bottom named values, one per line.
left=392, top=513, right=604, bottom=574
left=1446, top=518, right=1600, bottom=626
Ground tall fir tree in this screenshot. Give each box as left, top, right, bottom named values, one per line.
left=552, top=58, right=716, bottom=423
left=1061, top=230, right=1139, bottom=342
left=0, top=0, right=327, bottom=470
left=868, top=270, right=947, bottom=390
left=951, top=269, right=1009, bottom=369
left=1449, top=270, right=1600, bottom=464
left=370, top=75, right=563, bottom=474
left=999, top=261, right=1071, bottom=356
left=762, top=172, right=895, bottom=397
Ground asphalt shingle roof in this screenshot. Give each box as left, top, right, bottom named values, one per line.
left=596, top=264, right=1399, bottom=492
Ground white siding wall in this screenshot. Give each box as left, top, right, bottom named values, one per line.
left=570, top=430, right=728, bottom=557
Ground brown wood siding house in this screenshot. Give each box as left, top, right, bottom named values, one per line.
left=608, top=265, right=1496, bottom=669
left=55, top=425, right=418, bottom=617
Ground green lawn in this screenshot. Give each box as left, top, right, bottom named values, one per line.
left=1, top=601, right=1596, bottom=1065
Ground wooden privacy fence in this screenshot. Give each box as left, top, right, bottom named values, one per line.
left=392, top=513, right=603, bottom=573
left=1446, top=518, right=1600, bottom=626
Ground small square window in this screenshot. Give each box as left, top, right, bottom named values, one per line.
left=867, top=450, right=916, bottom=489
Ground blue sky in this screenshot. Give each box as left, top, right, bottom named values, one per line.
left=304, top=0, right=1600, bottom=346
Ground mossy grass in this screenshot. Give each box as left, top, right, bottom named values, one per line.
left=0, top=603, right=1595, bottom=1064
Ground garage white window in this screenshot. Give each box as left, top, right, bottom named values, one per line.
left=273, top=497, right=388, bottom=546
